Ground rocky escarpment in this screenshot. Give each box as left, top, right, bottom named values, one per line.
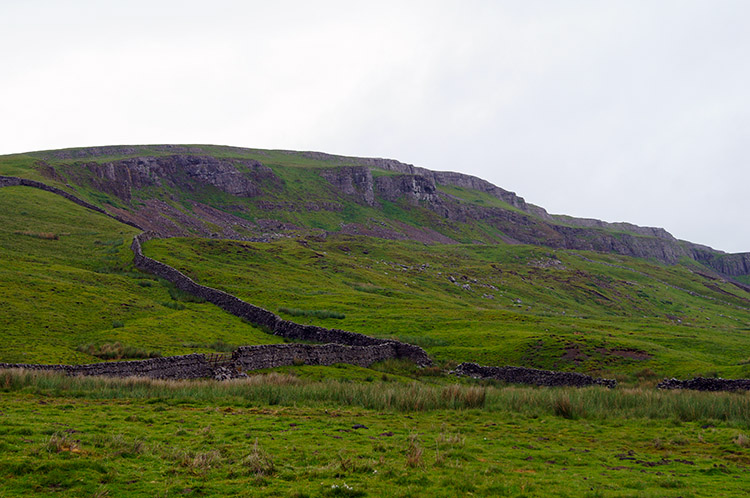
left=306, top=151, right=535, bottom=212
left=552, top=215, right=676, bottom=240
left=319, top=165, right=748, bottom=273
left=374, top=174, right=441, bottom=204
left=50, top=154, right=280, bottom=202
left=693, top=252, right=750, bottom=277
left=452, top=362, right=617, bottom=388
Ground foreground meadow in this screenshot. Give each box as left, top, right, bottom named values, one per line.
left=1, top=370, right=748, bottom=497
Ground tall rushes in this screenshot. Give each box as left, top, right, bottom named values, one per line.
left=1, top=369, right=749, bottom=426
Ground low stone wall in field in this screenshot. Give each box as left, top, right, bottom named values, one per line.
left=452, top=362, right=617, bottom=388
left=0, top=342, right=410, bottom=380
left=657, top=377, right=750, bottom=392
left=0, top=353, right=215, bottom=380
left=233, top=343, right=400, bottom=371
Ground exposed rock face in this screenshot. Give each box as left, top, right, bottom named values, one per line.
left=553, top=215, right=676, bottom=240
left=319, top=166, right=375, bottom=206
left=452, top=362, right=616, bottom=388
left=304, top=151, right=536, bottom=213
left=375, top=174, right=440, bottom=204
left=59, top=155, right=278, bottom=201
left=694, top=252, right=750, bottom=277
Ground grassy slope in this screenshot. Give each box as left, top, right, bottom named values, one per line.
left=0, top=186, right=279, bottom=364
left=143, top=235, right=750, bottom=379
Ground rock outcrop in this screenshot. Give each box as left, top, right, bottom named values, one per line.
left=319, top=166, right=375, bottom=206
left=19, top=144, right=750, bottom=276
left=375, top=174, right=440, bottom=204
left=693, top=252, right=750, bottom=277
left=55, top=154, right=279, bottom=202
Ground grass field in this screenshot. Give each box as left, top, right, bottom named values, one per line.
left=1, top=369, right=749, bottom=497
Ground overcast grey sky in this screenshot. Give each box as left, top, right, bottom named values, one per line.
left=1, top=1, right=748, bottom=252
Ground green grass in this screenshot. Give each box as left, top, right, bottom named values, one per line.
left=76, top=342, right=162, bottom=360
left=279, top=307, right=346, bottom=319
left=0, top=369, right=749, bottom=497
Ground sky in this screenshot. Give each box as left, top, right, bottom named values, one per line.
left=1, top=1, right=748, bottom=252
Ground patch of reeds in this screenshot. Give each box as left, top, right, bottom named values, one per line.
left=242, top=438, right=275, bottom=476
left=1, top=369, right=749, bottom=426
left=167, top=286, right=206, bottom=303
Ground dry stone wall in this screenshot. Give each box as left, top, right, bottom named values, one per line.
left=452, top=362, right=617, bottom=388
left=233, top=343, right=400, bottom=370
left=0, top=354, right=215, bottom=379
left=0, top=342, right=413, bottom=380
left=657, top=377, right=750, bottom=392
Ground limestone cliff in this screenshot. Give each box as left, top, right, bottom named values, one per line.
left=58, top=154, right=279, bottom=201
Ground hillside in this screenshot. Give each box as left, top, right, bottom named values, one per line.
left=4, top=144, right=749, bottom=276
left=1, top=144, right=749, bottom=378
